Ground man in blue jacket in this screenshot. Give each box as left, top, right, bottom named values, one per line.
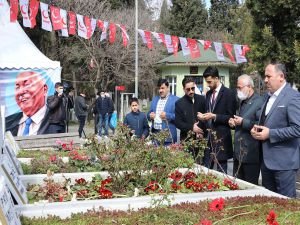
left=147, top=78, right=179, bottom=144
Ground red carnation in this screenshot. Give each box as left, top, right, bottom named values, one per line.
left=208, top=198, right=225, bottom=211
left=98, top=188, right=113, bottom=198
left=184, top=171, right=197, bottom=181
left=101, top=177, right=113, bottom=187
left=75, top=178, right=87, bottom=185
left=169, top=170, right=183, bottom=181
left=267, top=210, right=279, bottom=225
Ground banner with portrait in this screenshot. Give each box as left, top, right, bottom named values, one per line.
left=0, top=68, right=61, bottom=136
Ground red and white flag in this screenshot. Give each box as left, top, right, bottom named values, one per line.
left=29, top=0, right=38, bottom=28
left=214, top=42, right=225, bottom=61
left=138, top=29, right=153, bottom=49
left=152, top=32, right=165, bottom=45
left=90, top=18, right=97, bottom=38
left=76, top=14, right=87, bottom=39
left=187, top=38, right=200, bottom=59
left=234, top=44, right=247, bottom=63
left=242, top=45, right=250, bottom=56
left=179, top=37, right=190, bottom=56
left=165, top=34, right=174, bottom=53
left=68, top=11, right=76, bottom=35
left=118, top=24, right=129, bottom=47
left=10, top=0, right=18, bottom=22
left=50, top=5, right=63, bottom=30
left=19, top=0, right=30, bottom=27
left=40, top=2, right=52, bottom=31
left=223, top=43, right=235, bottom=63
left=171, top=36, right=179, bottom=56
left=60, top=9, right=68, bottom=37
left=84, top=16, right=91, bottom=39
left=99, top=21, right=109, bottom=41
left=109, top=23, right=116, bottom=44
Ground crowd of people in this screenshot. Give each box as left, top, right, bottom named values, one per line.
left=5, top=62, right=300, bottom=198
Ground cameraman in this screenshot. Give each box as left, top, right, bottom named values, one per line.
left=47, top=82, right=67, bottom=133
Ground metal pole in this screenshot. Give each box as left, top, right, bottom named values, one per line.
left=135, top=0, right=138, bottom=98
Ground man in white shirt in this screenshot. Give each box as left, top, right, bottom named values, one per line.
left=251, top=62, right=300, bottom=198
left=5, top=71, right=49, bottom=136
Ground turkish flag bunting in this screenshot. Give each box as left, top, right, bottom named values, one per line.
left=29, top=0, right=39, bottom=28
left=68, top=11, right=76, bottom=35
left=19, top=0, right=30, bottom=27
left=179, top=37, right=190, bottom=56
left=50, top=6, right=63, bottom=30
left=223, top=43, right=235, bottom=62
left=159, top=33, right=166, bottom=46
left=242, top=45, right=250, bottom=56
left=171, top=36, right=179, bottom=56
left=84, top=16, right=92, bottom=39
left=204, top=40, right=212, bottom=50
left=187, top=38, right=200, bottom=59
left=77, top=14, right=87, bottom=39
left=144, top=30, right=153, bottom=49
left=234, top=44, right=247, bottom=63
left=40, top=2, right=52, bottom=31
left=118, top=24, right=129, bottom=47
left=90, top=18, right=97, bottom=38
left=165, top=34, right=174, bottom=53
left=214, top=42, right=225, bottom=61
left=99, top=21, right=109, bottom=41
left=10, top=0, right=19, bottom=22
left=109, top=23, right=117, bottom=44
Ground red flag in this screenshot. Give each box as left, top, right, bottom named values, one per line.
left=97, top=20, right=103, bottom=29
left=187, top=38, right=200, bottom=59
left=29, top=0, right=39, bottom=28
left=109, top=23, right=116, bottom=44
left=50, top=6, right=63, bottom=30
left=68, top=11, right=76, bottom=35
left=84, top=16, right=92, bottom=39
left=171, top=36, right=179, bottom=56
left=144, top=30, right=153, bottom=49
left=158, top=33, right=166, bottom=46
left=10, top=0, right=19, bottom=22
left=242, top=45, right=250, bottom=56
left=119, top=25, right=129, bottom=47
left=204, top=40, right=212, bottom=50
left=223, top=43, right=235, bottom=62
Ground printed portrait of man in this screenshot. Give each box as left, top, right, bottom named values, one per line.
left=5, top=71, right=51, bottom=136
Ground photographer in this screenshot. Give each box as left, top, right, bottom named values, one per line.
left=47, top=82, right=67, bottom=133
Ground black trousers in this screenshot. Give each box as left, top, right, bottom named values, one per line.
left=233, top=160, right=260, bottom=185
left=77, top=115, right=86, bottom=138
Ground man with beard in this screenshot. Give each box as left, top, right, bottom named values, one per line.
left=175, top=77, right=206, bottom=159
left=198, top=66, right=237, bottom=173
left=5, top=71, right=49, bottom=136
left=147, top=78, right=179, bottom=144
left=228, top=74, right=263, bottom=184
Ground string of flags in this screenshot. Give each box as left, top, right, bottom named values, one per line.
left=8, top=0, right=250, bottom=63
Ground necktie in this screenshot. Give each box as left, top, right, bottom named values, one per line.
left=210, top=90, right=216, bottom=111
left=259, top=96, right=271, bottom=125
left=23, top=117, right=32, bottom=136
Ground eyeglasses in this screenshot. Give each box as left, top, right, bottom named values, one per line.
left=185, top=87, right=195, bottom=92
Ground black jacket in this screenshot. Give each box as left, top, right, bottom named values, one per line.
left=205, top=85, right=237, bottom=160
left=47, top=93, right=67, bottom=125
left=175, top=94, right=206, bottom=140
left=124, top=111, right=149, bottom=138
left=95, top=97, right=113, bottom=116
left=74, top=95, right=88, bottom=117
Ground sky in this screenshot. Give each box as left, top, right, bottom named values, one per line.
left=205, top=0, right=211, bottom=9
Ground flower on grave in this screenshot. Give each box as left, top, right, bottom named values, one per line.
left=144, top=181, right=160, bottom=193
left=184, top=171, right=197, bottom=181
left=56, top=139, right=74, bottom=151
left=49, top=155, right=57, bottom=162
left=76, top=189, right=89, bottom=198
left=168, top=170, right=183, bottom=181
left=208, top=198, right=225, bottom=212
left=101, top=177, right=113, bottom=187
left=98, top=187, right=113, bottom=198
left=266, top=210, right=279, bottom=225
left=223, top=178, right=239, bottom=190
left=194, top=219, right=213, bottom=225
left=75, top=178, right=87, bottom=185
left=171, top=182, right=182, bottom=191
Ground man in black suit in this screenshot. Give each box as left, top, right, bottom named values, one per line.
left=5, top=71, right=49, bottom=136
left=198, top=66, right=237, bottom=173
left=175, top=77, right=206, bottom=160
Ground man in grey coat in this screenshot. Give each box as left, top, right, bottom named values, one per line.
left=74, top=90, right=88, bottom=138
left=229, top=74, right=263, bottom=185
left=251, top=62, right=300, bottom=197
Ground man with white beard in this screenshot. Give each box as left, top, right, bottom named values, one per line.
left=228, top=74, right=264, bottom=185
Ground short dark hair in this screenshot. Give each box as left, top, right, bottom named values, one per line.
left=203, top=66, right=219, bottom=78
left=55, top=82, right=63, bottom=88
left=157, top=78, right=169, bottom=87
left=269, top=61, right=287, bottom=78
left=129, top=97, right=139, bottom=105
left=182, top=77, right=195, bottom=88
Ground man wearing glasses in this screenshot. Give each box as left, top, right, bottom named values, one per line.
left=175, top=77, right=206, bottom=159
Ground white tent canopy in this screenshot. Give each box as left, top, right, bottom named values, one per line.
left=0, top=0, right=60, bottom=69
